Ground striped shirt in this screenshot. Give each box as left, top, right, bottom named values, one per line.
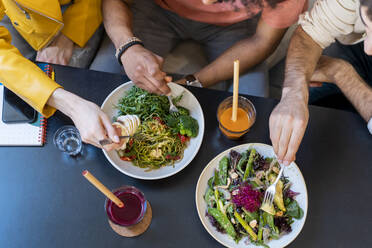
left=299, top=0, right=365, bottom=48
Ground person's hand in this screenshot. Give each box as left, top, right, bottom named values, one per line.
left=269, top=89, right=309, bottom=165
left=47, top=89, right=120, bottom=151
left=36, top=33, right=74, bottom=65
left=69, top=100, right=121, bottom=151
left=121, top=45, right=170, bottom=95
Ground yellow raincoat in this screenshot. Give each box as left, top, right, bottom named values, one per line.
left=0, top=0, right=102, bottom=117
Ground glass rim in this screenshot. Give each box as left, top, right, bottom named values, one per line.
left=216, top=96, right=256, bottom=133
left=53, top=125, right=81, bottom=142
left=104, top=185, right=147, bottom=227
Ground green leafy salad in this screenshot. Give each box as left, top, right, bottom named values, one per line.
left=204, top=149, right=303, bottom=247
left=115, top=86, right=199, bottom=170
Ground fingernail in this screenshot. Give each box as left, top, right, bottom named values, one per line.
left=283, top=161, right=290, bottom=166
left=278, top=159, right=283, bottom=164
left=114, top=135, right=120, bottom=143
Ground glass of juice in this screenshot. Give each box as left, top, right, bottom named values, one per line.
left=217, top=96, right=256, bottom=139
left=105, top=186, right=147, bottom=226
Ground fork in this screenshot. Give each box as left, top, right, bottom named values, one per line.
left=167, top=93, right=179, bottom=115
left=99, top=134, right=143, bottom=146
left=262, top=160, right=285, bottom=206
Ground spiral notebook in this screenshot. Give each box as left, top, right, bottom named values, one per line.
left=0, top=63, right=51, bottom=146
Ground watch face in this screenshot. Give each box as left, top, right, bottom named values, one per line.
left=185, top=74, right=196, bottom=83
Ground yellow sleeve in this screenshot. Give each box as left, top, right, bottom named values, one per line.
left=61, top=0, right=102, bottom=47
left=0, top=26, right=62, bottom=118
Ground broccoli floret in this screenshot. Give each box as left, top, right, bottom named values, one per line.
left=177, top=106, right=190, bottom=116
left=178, top=115, right=199, bottom=137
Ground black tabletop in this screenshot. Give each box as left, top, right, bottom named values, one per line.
left=1, top=65, right=371, bottom=248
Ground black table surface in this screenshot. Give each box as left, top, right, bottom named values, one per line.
left=1, top=65, right=371, bottom=248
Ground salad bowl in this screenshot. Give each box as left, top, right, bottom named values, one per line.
left=195, top=143, right=308, bottom=248
left=101, top=81, right=205, bottom=180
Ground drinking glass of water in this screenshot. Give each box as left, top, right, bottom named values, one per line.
left=53, top=125, right=83, bottom=156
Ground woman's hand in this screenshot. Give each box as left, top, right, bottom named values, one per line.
left=36, top=33, right=74, bottom=65
left=47, top=89, right=121, bottom=151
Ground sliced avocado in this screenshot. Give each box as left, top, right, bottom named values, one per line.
left=269, top=173, right=286, bottom=212
left=260, top=202, right=276, bottom=215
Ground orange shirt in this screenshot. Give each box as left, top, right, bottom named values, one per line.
left=155, top=0, right=308, bottom=28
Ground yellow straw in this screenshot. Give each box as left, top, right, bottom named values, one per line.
left=232, top=60, right=240, bottom=122
left=82, top=170, right=124, bottom=208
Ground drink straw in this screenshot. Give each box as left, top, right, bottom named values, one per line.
left=82, top=170, right=124, bottom=208
left=232, top=60, right=240, bottom=122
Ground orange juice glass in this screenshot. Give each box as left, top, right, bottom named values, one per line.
left=217, top=96, right=256, bottom=139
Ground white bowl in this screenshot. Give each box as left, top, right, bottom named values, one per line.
left=195, top=143, right=308, bottom=248
left=101, top=82, right=205, bottom=180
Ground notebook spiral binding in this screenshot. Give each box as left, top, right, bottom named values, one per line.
left=38, top=117, right=47, bottom=144
left=37, top=64, right=52, bottom=145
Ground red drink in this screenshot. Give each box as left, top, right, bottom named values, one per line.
left=105, top=186, right=147, bottom=226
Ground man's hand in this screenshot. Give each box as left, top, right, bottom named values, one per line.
left=36, top=33, right=74, bottom=65
left=47, top=89, right=120, bottom=151
left=121, top=45, right=170, bottom=95
left=269, top=89, right=309, bottom=165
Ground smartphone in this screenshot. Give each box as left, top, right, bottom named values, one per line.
left=2, top=87, right=37, bottom=124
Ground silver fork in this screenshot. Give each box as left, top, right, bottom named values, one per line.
left=99, top=134, right=143, bottom=146
left=167, top=94, right=179, bottom=114
left=262, top=160, right=285, bottom=206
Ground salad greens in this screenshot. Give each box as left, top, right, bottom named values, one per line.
left=204, top=149, right=303, bottom=247
left=115, top=86, right=199, bottom=169
left=116, top=86, right=182, bottom=121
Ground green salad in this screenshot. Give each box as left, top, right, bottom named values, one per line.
left=204, top=149, right=303, bottom=247
left=115, top=86, right=199, bottom=170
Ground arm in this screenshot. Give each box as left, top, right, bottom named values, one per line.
left=334, top=65, right=372, bottom=122
left=269, top=0, right=361, bottom=164
left=37, top=0, right=102, bottom=65
left=102, top=0, right=170, bottom=95
left=0, top=26, right=119, bottom=150
left=194, top=18, right=287, bottom=87
left=269, top=26, right=322, bottom=165
left=312, top=56, right=372, bottom=122
left=0, top=26, right=61, bottom=117
left=47, top=89, right=120, bottom=150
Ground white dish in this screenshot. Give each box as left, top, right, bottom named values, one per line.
left=195, top=143, right=308, bottom=248
left=101, top=82, right=205, bottom=180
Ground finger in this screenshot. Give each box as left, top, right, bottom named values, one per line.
left=283, top=120, right=307, bottom=165
left=269, top=112, right=282, bottom=156
left=100, top=113, right=119, bottom=143
left=135, top=76, right=159, bottom=93
left=81, top=135, right=102, bottom=148
left=145, top=70, right=170, bottom=94
left=164, top=76, right=172, bottom=83
left=276, top=119, right=294, bottom=163
left=144, top=74, right=170, bottom=95
left=153, top=54, right=164, bottom=66
left=143, top=56, right=170, bottom=95
left=309, top=82, right=323, bottom=87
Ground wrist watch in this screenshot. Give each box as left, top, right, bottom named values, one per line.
left=185, top=74, right=203, bottom=88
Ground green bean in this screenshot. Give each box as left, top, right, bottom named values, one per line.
left=234, top=211, right=257, bottom=241
left=257, top=214, right=264, bottom=241
left=218, top=156, right=229, bottom=185
left=243, top=149, right=256, bottom=181
left=208, top=208, right=236, bottom=239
